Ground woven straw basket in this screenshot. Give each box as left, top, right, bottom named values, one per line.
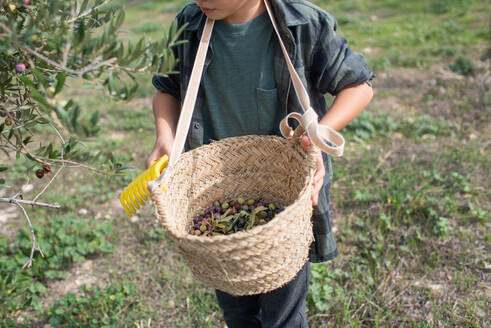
left=150, top=132, right=316, bottom=295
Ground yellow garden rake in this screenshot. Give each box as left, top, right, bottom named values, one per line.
left=119, top=154, right=168, bottom=217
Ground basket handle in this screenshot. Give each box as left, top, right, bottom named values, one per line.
left=168, top=18, right=215, bottom=170
left=279, top=109, right=344, bottom=157
left=149, top=17, right=215, bottom=192
left=264, top=0, right=344, bottom=157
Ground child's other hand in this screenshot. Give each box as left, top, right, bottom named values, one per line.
left=146, top=137, right=172, bottom=169
left=300, top=135, right=325, bottom=206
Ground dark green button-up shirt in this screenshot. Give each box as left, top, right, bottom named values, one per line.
left=153, top=0, right=374, bottom=262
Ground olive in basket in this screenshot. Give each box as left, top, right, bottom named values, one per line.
left=189, top=198, right=282, bottom=237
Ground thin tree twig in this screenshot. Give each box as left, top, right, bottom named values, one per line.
left=62, top=6, right=75, bottom=68
left=11, top=190, right=23, bottom=200
left=21, top=45, right=80, bottom=75
left=23, top=149, right=106, bottom=174
left=22, top=46, right=117, bottom=76
left=67, top=1, right=108, bottom=24
left=11, top=200, right=45, bottom=269
left=3, top=97, right=106, bottom=175
left=0, top=197, right=61, bottom=208
left=32, top=165, right=65, bottom=204
left=32, top=108, right=67, bottom=203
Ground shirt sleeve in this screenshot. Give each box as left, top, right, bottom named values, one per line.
left=311, top=14, right=374, bottom=95
left=152, top=69, right=181, bottom=101
left=151, top=17, right=183, bottom=101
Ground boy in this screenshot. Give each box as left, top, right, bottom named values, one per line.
left=148, top=0, right=374, bottom=327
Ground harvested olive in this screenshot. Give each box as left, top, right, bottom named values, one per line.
left=189, top=197, right=284, bottom=237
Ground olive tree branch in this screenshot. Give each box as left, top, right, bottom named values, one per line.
left=2, top=118, right=106, bottom=174
left=67, top=0, right=109, bottom=24
left=62, top=6, right=76, bottom=68
left=22, top=45, right=118, bottom=77
left=10, top=199, right=46, bottom=269
left=0, top=197, right=61, bottom=208
left=4, top=101, right=103, bottom=174
left=23, top=149, right=107, bottom=174
left=32, top=164, right=65, bottom=204
left=32, top=108, right=67, bottom=203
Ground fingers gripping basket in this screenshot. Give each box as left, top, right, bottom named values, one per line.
left=151, top=132, right=317, bottom=295
left=146, top=0, right=345, bottom=296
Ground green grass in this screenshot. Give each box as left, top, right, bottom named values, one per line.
left=43, top=282, right=140, bottom=327
left=1, top=0, right=490, bottom=327
left=0, top=214, right=114, bottom=323
left=312, top=0, right=490, bottom=69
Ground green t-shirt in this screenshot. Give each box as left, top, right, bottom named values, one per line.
left=201, top=11, right=282, bottom=144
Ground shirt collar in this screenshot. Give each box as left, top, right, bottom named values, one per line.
left=184, top=0, right=308, bottom=31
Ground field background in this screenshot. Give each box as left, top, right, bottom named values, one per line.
left=1, top=0, right=490, bottom=327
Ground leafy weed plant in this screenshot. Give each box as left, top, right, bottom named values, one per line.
left=0, top=214, right=114, bottom=318
left=344, top=111, right=461, bottom=142
left=44, top=282, right=138, bottom=327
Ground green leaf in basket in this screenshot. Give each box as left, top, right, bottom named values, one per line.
left=216, top=215, right=234, bottom=223
left=227, top=214, right=241, bottom=233
left=249, top=206, right=267, bottom=229
left=254, top=206, right=267, bottom=213
left=249, top=210, right=256, bottom=228
left=214, top=223, right=226, bottom=230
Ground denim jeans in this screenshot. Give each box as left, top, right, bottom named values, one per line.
left=215, top=262, right=310, bottom=328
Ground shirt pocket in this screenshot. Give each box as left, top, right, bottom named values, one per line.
left=256, top=88, right=281, bottom=132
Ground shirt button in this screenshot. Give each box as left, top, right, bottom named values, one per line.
left=193, top=122, right=200, bottom=129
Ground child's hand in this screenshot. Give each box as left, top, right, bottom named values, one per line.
left=146, top=136, right=172, bottom=169
left=300, top=135, right=325, bottom=206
